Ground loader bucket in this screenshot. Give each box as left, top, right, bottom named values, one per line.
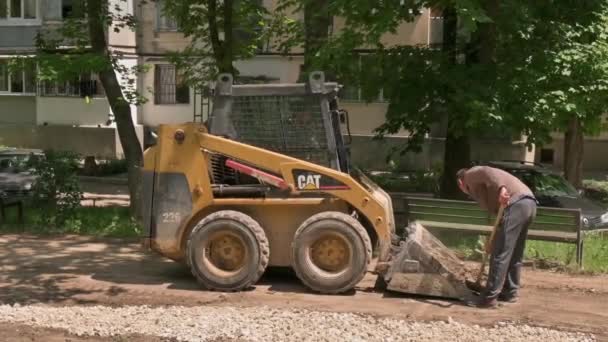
left=383, top=222, right=473, bottom=300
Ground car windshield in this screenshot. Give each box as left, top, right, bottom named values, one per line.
left=512, top=171, right=579, bottom=197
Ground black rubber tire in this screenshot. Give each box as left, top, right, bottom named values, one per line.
left=291, top=211, right=372, bottom=294
left=186, top=210, right=269, bottom=291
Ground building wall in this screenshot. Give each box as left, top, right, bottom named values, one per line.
left=108, top=0, right=137, bottom=49
left=339, top=101, right=409, bottom=137
left=0, top=124, right=119, bottom=158
left=332, top=8, right=442, bottom=48
left=136, top=0, right=191, bottom=55
left=0, top=27, right=39, bottom=49
left=536, top=138, right=608, bottom=171
left=36, top=97, right=110, bottom=125
left=347, top=135, right=444, bottom=171
left=0, top=96, right=36, bottom=124
left=140, top=59, right=197, bottom=126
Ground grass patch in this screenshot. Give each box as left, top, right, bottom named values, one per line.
left=0, top=205, right=140, bottom=238
left=432, top=229, right=608, bottom=273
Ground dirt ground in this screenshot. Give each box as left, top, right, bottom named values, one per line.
left=0, top=322, right=175, bottom=342
left=0, top=234, right=607, bottom=341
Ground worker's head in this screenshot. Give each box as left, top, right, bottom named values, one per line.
left=456, top=168, right=469, bottom=194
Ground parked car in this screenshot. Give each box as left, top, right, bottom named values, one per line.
left=0, top=148, right=43, bottom=200
left=476, top=160, right=608, bottom=230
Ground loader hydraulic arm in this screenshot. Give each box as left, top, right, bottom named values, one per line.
left=195, top=129, right=393, bottom=260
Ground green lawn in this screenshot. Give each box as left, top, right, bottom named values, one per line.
left=433, top=229, right=608, bottom=273
left=0, top=205, right=140, bottom=238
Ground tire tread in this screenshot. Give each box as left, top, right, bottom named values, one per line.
left=292, top=211, right=372, bottom=294
left=186, top=210, right=269, bottom=291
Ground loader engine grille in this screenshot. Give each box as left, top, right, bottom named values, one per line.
left=229, top=95, right=333, bottom=167
left=210, top=154, right=237, bottom=185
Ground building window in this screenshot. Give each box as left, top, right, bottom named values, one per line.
left=540, top=148, right=554, bottom=164
left=156, top=0, right=177, bottom=31
left=0, top=59, right=36, bottom=94
left=39, top=73, right=105, bottom=98
left=154, top=64, right=190, bottom=104
left=62, top=0, right=84, bottom=19
left=0, top=0, right=37, bottom=19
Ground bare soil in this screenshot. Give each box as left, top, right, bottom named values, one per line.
left=0, top=322, right=174, bottom=342
left=0, top=234, right=607, bottom=340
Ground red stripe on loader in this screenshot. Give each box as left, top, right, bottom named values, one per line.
left=225, top=159, right=289, bottom=190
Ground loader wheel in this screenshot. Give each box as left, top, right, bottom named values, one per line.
left=186, top=210, right=269, bottom=291
left=291, top=211, right=372, bottom=294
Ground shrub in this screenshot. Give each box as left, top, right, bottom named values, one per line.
left=31, top=150, right=83, bottom=226
left=96, top=158, right=128, bottom=176
left=583, top=180, right=608, bottom=205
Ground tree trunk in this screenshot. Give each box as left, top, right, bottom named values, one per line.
left=564, top=116, right=584, bottom=188
left=439, top=1, right=498, bottom=199
left=87, top=0, right=143, bottom=219
left=438, top=6, right=471, bottom=198
left=222, top=0, right=234, bottom=73
left=298, top=0, right=332, bottom=81
left=440, top=132, right=471, bottom=199
left=206, top=0, right=234, bottom=74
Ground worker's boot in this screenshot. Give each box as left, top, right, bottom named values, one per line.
left=465, top=295, right=498, bottom=309
left=498, top=293, right=518, bottom=303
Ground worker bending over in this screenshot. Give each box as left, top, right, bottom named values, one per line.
left=457, top=166, right=537, bottom=308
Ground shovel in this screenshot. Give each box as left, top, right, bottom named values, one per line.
left=468, top=205, right=506, bottom=292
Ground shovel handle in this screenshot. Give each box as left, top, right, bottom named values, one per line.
left=476, top=205, right=506, bottom=284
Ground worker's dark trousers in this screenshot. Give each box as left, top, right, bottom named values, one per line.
left=485, top=197, right=537, bottom=299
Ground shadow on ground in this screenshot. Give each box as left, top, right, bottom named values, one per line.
left=0, top=234, right=325, bottom=305
left=0, top=234, right=464, bottom=307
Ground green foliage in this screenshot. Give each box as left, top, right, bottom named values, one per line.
left=30, top=150, right=83, bottom=227
left=525, top=233, right=608, bottom=273
left=583, top=180, right=608, bottom=205
left=162, top=0, right=298, bottom=88
left=313, top=1, right=608, bottom=156
left=0, top=206, right=140, bottom=238
left=439, top=231, right=608, bottom=273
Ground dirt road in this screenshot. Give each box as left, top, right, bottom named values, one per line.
left=0, top=234, right=606, bottom=341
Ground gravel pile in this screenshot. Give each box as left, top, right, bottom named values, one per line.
left=0, top=304, right=596, bottom=342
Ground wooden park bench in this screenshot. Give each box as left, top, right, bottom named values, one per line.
left=0, top=192, right=24, bottom=225
left=390, top=194, right=586, bottom=267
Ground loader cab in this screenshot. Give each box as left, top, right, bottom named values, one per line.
left=206, top=71, right=352, bottom=184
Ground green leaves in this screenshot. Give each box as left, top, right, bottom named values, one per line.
left=31, top=150, right=83, bottom=227
left=315, top=0, right=608, bottom=154
left=162, top=0, right=291, bottom=86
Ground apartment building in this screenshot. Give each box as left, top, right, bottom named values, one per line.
left=0, top=0, right=142, bottom=158
left=0, top=1, right=604, bottom=171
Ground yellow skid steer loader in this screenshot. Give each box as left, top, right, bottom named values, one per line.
left=140, top=73, right=471, bottom=299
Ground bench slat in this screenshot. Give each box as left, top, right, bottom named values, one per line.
left=417, top=220, right=578, bottom=243
left=404, top=196, right=581, bottom=218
